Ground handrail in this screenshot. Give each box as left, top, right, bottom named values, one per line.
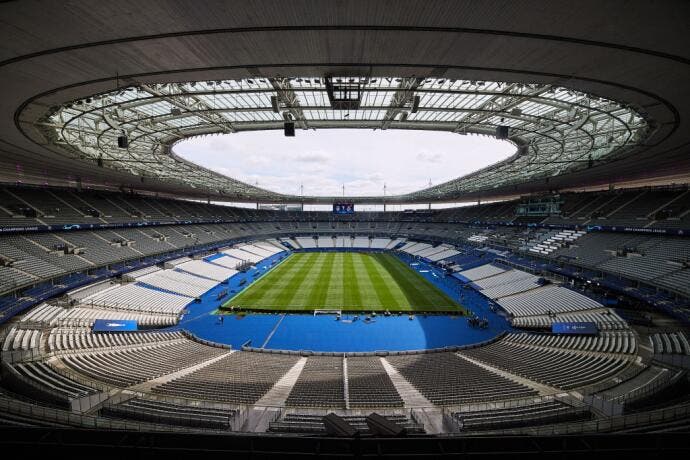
left=610, top=369, right=686, bottom=405
left=441, top=401, right=690, bottom=436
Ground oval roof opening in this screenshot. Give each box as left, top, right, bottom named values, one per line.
left=174, top=129, right=515, bottom=197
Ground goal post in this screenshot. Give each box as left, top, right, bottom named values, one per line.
left=313, top=309, right=342, bottom=316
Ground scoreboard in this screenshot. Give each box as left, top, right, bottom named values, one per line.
left=333, top=203, right=354, bottom=214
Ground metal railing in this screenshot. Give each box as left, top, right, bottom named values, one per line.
left=601, top=369, right=687, bottom=405
left=440, top=401, right=690, bottom=436
left=0, top=392, right=242, bottom=433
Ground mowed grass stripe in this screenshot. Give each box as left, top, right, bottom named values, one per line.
left=342, top=253, right=362, bottom=307
left=284, top=253, right=328, bottom=308
left=350, top=254, right=384, bottom=308
left=364, top=255, right=409, bottom=309
left=222, top=253, right=299, bottom=305
left=324, top=253, right=346, bottom=307
left=374, top=254, right=459, bottom=309
left=306, top=251, right=336, bottom=307
left=227, top=253, right=311, bottom=307
left=274, top=253, right=323, bottom=307
left=251, top=253, right=317, bottom=307
left=383, top=254, right=457, bottom=308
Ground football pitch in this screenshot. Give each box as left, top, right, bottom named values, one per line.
left=223, top=252, right=465, bottom=312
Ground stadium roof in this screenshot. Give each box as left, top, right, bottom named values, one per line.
left=43, top=78, right=648, bottom=203
left=1, top=1, right=689, bottom=203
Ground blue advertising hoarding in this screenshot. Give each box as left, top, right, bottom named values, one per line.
left=552, top=321, right=598, bottom=335
left=92, top=319, right=138, bottom=332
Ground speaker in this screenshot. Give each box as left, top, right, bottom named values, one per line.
left=117, top=135, right=128, bottom=148
left=270, top=96, right=280, bottom=113
left=365, top=413, right=406, bottom=437
left=97, top=157, right=103, bottom=167
left=284, top=121, right=295, bottom=137
left=411, top=95, right=420, bottom=113
left=323, top=413, right=359, bottom=437
left=496, top=125, right=509, bottom=139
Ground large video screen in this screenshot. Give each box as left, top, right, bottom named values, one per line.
left=552, top=321, right=598, bottom=335
left=333, top=203, right=354, bottom=214
left=92, top=319, right=138, bottom=332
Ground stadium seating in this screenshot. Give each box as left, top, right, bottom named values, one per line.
left=295, top=237, right=316, bottom=249
left=2, top=186, right=688, bottom=304
left=460, top=339, right=631, bottom=390
left=136, top=269, right=216, bottom=297
left=2, top=327, right=41, bottom=353
left=286, top=356, right=346, bottom=408
left=352, top=237, right=370, bottom=248
left=7, top=361, right=97, bottom=404
left=50, top=306, right=178, bottom=328
left=370, top=238, right=390, bottom=249
left=210, top=254, right=244, bottom=270
left=451, top=399, right=590, bottom=431
left=497, top=285, right=603, bottom=317
left=47, top=329, right=184, bottom=353
left=649, top=332, right=690, bottom=355
left=152, top=352, right=299, bottom=404
left=426, top=245, right=460, bottom=262
left=60, top=339, right=227, bottom=388
left=385, top=353, right=538, bottom=405
left=101, top=398, right=237, bottom=430
left=457, top=264, right=506, bottom=281
left=511, top=309, right=629, bottom=331
left=473, top=269, right=540, bottom=297
left=175, top=259, right=237, bottom=282
left=2, top=185, right=690, bottom=232
left=528, top=230, right=585, bottom=255
left=503, top=332, right=637, bottom=355
left=20, top=303, right=65, bottom=324
left=399, top=241, right=432, bottom=255
left=84, top=283, right=193, bottom=315
left=0, top=185, right=688, bottom=437
left=346, top=357, right=404, bottom=408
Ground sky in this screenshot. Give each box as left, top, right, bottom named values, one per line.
left=175, top=129, right=514, bottom=198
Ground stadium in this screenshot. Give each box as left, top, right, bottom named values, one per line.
left=0, top=1, right=689, bottom=456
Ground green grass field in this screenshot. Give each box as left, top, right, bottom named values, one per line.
left=223, top=252, right=465, bottom=312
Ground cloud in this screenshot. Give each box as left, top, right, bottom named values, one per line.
left=416, top=152, right=443, bottom=163
left=175, top=129, right=514, bottom=197
left=293, top=152, right=330, bottom=164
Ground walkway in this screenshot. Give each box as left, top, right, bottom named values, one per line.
left=255, top=357, right=307, bottom=406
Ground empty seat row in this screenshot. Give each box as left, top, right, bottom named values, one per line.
left=497, top=285, right=603, bottom=317
left=461, top=340, right=630, bottom=390
left=101, top=398, right=236, bottom=430
left=152, top=352, right=298, bottom=405
left=385, top=353, right=537, bottom=406
left=61, top=340, right=227, bottom=388
left=452, top=400, right=590, bottom=431
left=650, top=332, right=690, bottom=355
